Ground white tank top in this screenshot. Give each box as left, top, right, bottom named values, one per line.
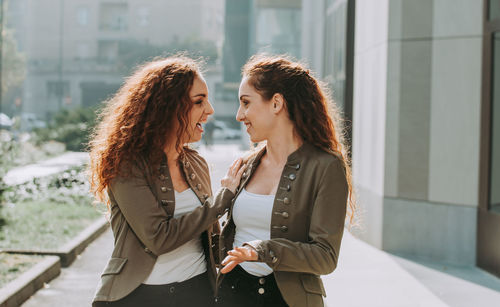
left=232, top=188, right=274, bottom=276
left=143, top=188, right=207, bottom=285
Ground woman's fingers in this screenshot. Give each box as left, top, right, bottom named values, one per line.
left=228, top=158, right=239, bottom=175
left=226, top=246, right=256, bottom=261
left=234, top=246, right=257, bottom=260
left=221, top=251, right=242, bottom=274
left=228, top=249, right=243, bottom=256
left=235, top=163, right=245, bottom=179
left=221, top=246, right=258, bottom=274
left=221, top=255, right=233, bottom=266
left=230, top=158, right=242, bottom=175
left=221, top=158, right=245, bottom=193
left=220, top=260, right=240, bottom=274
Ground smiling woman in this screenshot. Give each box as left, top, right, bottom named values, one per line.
left=88, top=56, right=243, bottom=307
left=216, top=54, right=355, bottom=307
left=186, top=76, right=214, bottom=143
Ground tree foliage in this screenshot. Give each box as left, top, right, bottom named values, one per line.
left=1, top=28, right=25, bottom=95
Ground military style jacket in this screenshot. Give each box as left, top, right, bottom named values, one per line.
left=217, top=143, right=348, bottom=307
left=93, top=148, right=234, bottom=303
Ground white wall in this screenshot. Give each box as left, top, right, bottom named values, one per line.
left=351, top=0, right=389, bottom=246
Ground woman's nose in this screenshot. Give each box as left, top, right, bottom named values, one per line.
left=236, top=106, right=244, bottom=122
left=206, top=101, right=215, bottom=115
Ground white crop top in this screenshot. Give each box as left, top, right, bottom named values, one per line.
left=143, top=188, right=207, bottom=285
left=232, top=188, right=274, bottom=277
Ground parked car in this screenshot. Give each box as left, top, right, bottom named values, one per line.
left=212, top=120, right=241, bottom=140
left=0, top=113, right=13, bottom=130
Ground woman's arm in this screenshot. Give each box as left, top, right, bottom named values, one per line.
left=111, top=158, right=243, bottom=256
left=222, top=158, right=348, bottom=276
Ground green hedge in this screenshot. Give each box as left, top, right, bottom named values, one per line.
left=33, top=106, right=99, bottom=152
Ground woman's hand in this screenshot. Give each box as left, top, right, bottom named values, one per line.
left=220, top=158, right=245, bottom=194
left=220, top=246, right=258, bottom=274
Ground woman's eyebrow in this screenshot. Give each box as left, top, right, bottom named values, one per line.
left=191, top=93, right=207, bottom=98
left=239, top=94, right=250, bottom=100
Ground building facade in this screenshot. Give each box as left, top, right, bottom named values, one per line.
left=5, top=0, right=224, bottom=120
left=301, top=0, right=499, bottom=277
left=219, top=0, right=301, bottom=121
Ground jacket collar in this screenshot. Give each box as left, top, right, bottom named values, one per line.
left=247, top=141, right=315, bottom=168
left=240, top=141, right=315, bottom=188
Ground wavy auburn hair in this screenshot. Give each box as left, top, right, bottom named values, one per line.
left=88, top=56, right=202, bottom=205
left=242, top=54, right=356, bottom=224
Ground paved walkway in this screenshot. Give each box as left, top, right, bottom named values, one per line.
left=3, top=152, right=89, bottom=185
left=20, top=144, right=500, bottom=306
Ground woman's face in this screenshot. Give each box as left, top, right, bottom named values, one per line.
left=236, top=76, right=275, bottom=143
left=185, top=75, right=214, bottom=143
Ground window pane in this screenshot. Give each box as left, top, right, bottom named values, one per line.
left=491, top=32, right=500, bottom=213
left=77, top=7, right=89, bottom=26
left=254, top=8, right=301, bottom=58
left=324, top=0, right=348, bottom=109
left=490, top=0, right=500, bottom=21
left=99, top=3, right=128, bottom=31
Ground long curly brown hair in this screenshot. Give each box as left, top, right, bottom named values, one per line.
left=88, top=56, right=202, bottom=206
left=242, top=54, right=356, bottom=224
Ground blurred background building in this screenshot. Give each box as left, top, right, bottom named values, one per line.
left=0, top=0, right=499, bottom=279
left=3, top=0, right=224, bottom=122
left=218, top=0, right=302, bottom=121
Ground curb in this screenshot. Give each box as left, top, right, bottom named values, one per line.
left=0, top=256, right=60, bottom=307
left=3, top=217, right=109, bottom=267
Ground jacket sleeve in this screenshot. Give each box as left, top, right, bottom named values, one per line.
left=109, top=163, right=235, bottom=256
left=244, top=158, right=348, bottom=275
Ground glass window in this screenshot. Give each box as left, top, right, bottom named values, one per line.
left=99, top=3, right=128, bottom=31
left=253, top=8, right=301, bottom=58
left=137, top=7, right=150, bottom=27
left=77, top=43, right=89, bottom=59
left=323, top=0, right=348, bottom=109
left=77, top=7, right=89, bottom=26
left=97, top=40, right=118, bottom=63
left=490, top=0, right=500, bottom=21
left=491, top=32, right=500, bottom=213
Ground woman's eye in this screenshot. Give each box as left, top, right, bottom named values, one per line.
left=194, top=100, right=203, bottom=105
left=242, top=100, right=249, bottom=106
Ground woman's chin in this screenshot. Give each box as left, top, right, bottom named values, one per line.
left=249, top=134, right=263, bottom=143
left=187, top=134, right=203, bottom=144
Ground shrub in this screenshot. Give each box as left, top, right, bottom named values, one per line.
left=0, top=131, right=19, bottom=227
left=33, top=106, right=99, bottom=152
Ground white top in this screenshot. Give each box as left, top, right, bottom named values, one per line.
left=143, top=188, right=207, bottom=285
left=232, top=188, right=274, bottom=276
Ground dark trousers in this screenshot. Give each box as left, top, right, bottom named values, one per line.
left=93, top=272, right=214, bottom=307
left=216, top=266, right=288, bottom=307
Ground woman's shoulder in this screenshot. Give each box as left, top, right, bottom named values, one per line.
left=305, top=144, right=346, bottom=170
left=183, top=146, right=209, bottom=170
left=109, top=156, right=150, bottom=188
left=243, top=143, right=267, bottom=165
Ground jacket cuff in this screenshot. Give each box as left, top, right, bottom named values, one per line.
left=213, top=187, right=235, bottom=218
left=243, top=240, right=279, bottom=268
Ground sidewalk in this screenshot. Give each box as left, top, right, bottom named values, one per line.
left=3, top=152, right=89, bottom=186
left=20, top=144, right=500, bottom=306
left=22, top=227, right=500, bottom=307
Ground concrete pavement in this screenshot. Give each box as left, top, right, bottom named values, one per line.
left=3, top=152, right=89, bottom=186
left=21, top=144, right=500, bottom=306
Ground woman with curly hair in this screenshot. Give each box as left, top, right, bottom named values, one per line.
left=89, top=56, right=243, bottom=307
left=216, top=54, right=355, bottom=307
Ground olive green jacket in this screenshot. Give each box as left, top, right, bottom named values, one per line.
left=93, top=148, right=234, bottom=303
left=217, top=143, right=348, bottom=307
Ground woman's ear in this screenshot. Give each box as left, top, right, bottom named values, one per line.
left=272, top=93, right=285, bottom=114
